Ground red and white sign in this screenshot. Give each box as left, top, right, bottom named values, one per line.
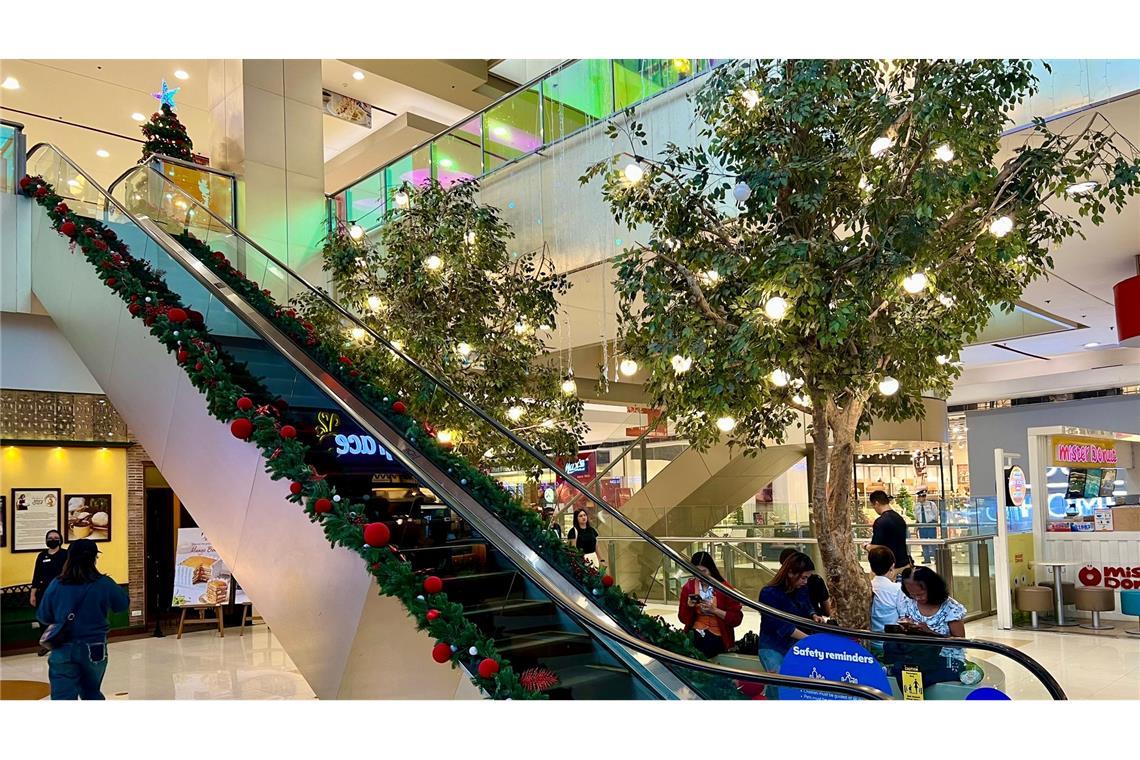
left=557, top=451, right=596, bottom=484
left=1053, top=440, right=1118, bottom=467
left=1079, top=564, right=1140, bottom=590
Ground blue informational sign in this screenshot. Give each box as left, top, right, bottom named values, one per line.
left=965, top=687, right=1010, bottom=700
left=777, top=633, right=892, bottom=701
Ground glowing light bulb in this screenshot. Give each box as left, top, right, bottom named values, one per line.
left=619, top=359, right=639, bottom=377
left=352, top=71, right=365, bottom=81
left=792, top=393, right=810, bottom=407
left=542, top=419, right=555, bottom=429
left=764, top=296, right=789, bottom=320
left=391, top=339, right=404, bottom=351
left=561, top=378, right=577, bottom=395
left=870, top=136, right=895, bottom=157
left=514, top=321, right=526, bottom=334
left=989, top=216, right=1013, bottom=238
left=902, top=272, right=928, bottom=294
left=741, top=89, right=760, bottom=109
left=936, top=355, right=949, bottom=365
left=770, top=369, right=790, bottom=387
left=349, top=224, right=364, bottom=240
left=934, top=144, right=955, bottom=162
left=623, top=162, right=645, bottom=183
left=465, top=230, right=476, bottom=245
left=716, top=416, right=736, bottom=433
left=700, top=270, right=720, bottom=287
left=937, top=293, right=955, bottom=308
left=671, top=355, right=693, bottom=374
left=507, top=406, right=525, bottom=423
left=424, top=255, right=443, bottom=271
left=733, top=181, right=752, bottom=202
left=878, top=377, right=900, bottom=396
left=394, top=190, right=409, bottom=208
left=366, top=295, right=382, bottom=312
left=436, top=429, right=453, bottom=444
left=858, top=175, right=872, bottom=192
left=457, top=342, right=472, bottom=357
left=350, top=327, right=366, bottom=341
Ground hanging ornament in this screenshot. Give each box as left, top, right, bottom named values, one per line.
left=733, top=181, right=752, bottom=202
left=363, top=522, right=391, bottom=548
left=426, top=609, right=441, bottom=621
left=468, top=646, right=479, bottom=657
left=167, top=308, right=188, bottom=323
left=619, top=358, right=638, bottom=377
left=716, top=416, right=737, bottom=433
left=432, top=643, right=452, bottom=664
left=477, top=658, right=500, bottom=679
left=279, top=425, right=297, bottom=439
left=764, top=296, right=789, bottom=320
left=230, top=418, right=253, bottom=439
left=289, top=482, right=303, bottom=495
left=623, top=162, right=645, bottom=183
left=520, top=666, right=560, bottom=692
left=423, top=576, right=444, bottom=594
left=602, top=575, right=615, bottom=588
left=878, top=377, right=900, bottom=396
left=314, top=498, right=333, bottom=514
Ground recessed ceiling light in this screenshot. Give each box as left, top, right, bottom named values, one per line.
left=1, top=77, right=20, bottom=90
left=1083, top=341, right=1101, bottom=348
left=174, top=70, right=189, bottom=80
left=96, top=149, right=110, bottom=158
left=131, top=112, right=146, bottom=122
left=352, top=71, right=365, bottom=81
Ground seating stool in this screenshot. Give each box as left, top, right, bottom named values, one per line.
left=1015, top=586, right=1054, bottom=629
left=1120, top=590, right=1140, bottom=637
left=1039, top=580, right=1076, bottom=614
left=1075, top=586, right=1115, bottom=630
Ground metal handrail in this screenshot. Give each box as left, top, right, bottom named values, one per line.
left=93, top=155, right=1065, bottom=700
left=28, top=141, right=888, bottom=701
left=143, top=152, right=237, bottom=180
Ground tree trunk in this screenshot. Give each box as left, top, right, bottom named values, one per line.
left=810, top=395, right=872, bottom=629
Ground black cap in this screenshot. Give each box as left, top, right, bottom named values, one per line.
left=68, top=538, right=100, bottom=559
left=868, top=490, right=893, bottom=505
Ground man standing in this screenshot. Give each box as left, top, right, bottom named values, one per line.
left=915, top=489, right=941, bottom=564
left=866, top=490, right=911, bottom=570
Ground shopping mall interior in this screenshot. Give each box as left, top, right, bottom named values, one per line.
left=1, top=10, right=1139, bottom=744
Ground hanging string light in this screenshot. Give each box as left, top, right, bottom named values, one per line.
left=878, top=377, right=900, bottom=396
left=770, top=369, right=790, bottom=387
left=561, top=377, right=578, bottom=395
left=507, top=406, right=525, bottom=423
left=902, top=272, right=929, bottom=294
left=870, top=136, right=895, bottom=157
left=934, top=144, right=955, bottom=162
left=349, top=224, right=365, bottom=240
left=716, top=416, right=736, bottom=433
left=764, top=296, right=789, bottom=320
left=424, top=255, right=443, bottom=271
left=623, top=162, right=645, bottom=183
left=671, top=355, right=693, bottom=374
left=619, top=358, right=639, bottom=377
left=989, top=216, right=1014, bottom=237
left=394, top=190, right=410, bottom=208
left=367, top=295, right=382, bottom=312
left=741, top=89, right=760, bottom=109
left=456, top=342, right=472, bottom=358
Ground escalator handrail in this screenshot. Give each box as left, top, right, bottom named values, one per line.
left=33, top=142, right=889, bottom=702
left=99, top=152, right=1065, bottom=700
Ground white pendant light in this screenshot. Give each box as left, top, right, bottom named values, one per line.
left=733, top=181, right=752, bottom=202
left=457, top=342, right=472, bottom=357
left=716, top=416, right=736, bottom=433
left=619, top=358, right=639, bottom=377
left=741, top=89, right=760, bottom=109
left=623, top=162, right=645, bottom=183
left=764, top=296, right=789, bottom=320
left=870, top=136, right=895, bottom=157
left=902, top=272, right=928, bottom=294
left=424, top=255, right=443, bottom=271
left=936, top=293, right=955, bottom=308
left=671, top=355, right=693, bottom=374
left=561, top=378, right=578, bottom=395
left=349, top=224, right=364, bottom=240
left=506, top=405, right=525, bottom=422
left=934, top=144, right=955, bottom=162
left=878, top=377, right=900, bottom=396
left=989, top=216, right=1013, bottom=238
left=770, top=369, right=790, bottom=387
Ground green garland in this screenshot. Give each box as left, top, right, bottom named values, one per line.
left=23, top=174, right=745, bottom=699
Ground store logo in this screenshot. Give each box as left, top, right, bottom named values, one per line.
left=1054, top=443, right=1118, bottom=466
left=1079, top=566, right=1102, bottom=586
left=334, top=433, right=393, bottom=461
left=565, top=459, right=589, bottom=476
left=1080, top=564, right=1140, bottom=589
left=1006, top=466, right=1027, bottom=507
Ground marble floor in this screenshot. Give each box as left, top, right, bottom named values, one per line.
left=0, top=624, right=315, bottom=700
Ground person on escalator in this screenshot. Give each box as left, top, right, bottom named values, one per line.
left=677, top=551, right=743, bottom=658
left=758, top=552, right=824, bottom=684
left=885, top=566, right=967, bottom=690
left=779, top=547, right=833, bottom=618
left=566, top=509, right=601, bottom=569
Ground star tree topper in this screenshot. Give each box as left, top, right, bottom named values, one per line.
left=152, top=79, right=180, bottom=109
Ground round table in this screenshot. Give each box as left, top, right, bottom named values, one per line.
left=1033, top=560, right=1083, bottom=627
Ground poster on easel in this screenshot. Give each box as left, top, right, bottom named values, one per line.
left=233, top=577, right=250, bottom=606
left=172, top=528, right=232, bottom=607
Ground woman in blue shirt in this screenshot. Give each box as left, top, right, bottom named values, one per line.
left=37, top=539, right=129, bottom=700
left=758, top=551, right=824, bottom=695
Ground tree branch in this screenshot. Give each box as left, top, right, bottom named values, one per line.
left=653, top=247, right=740, bottom=332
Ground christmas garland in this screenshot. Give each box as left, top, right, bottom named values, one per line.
left=23, top=174, right=746, bottom=699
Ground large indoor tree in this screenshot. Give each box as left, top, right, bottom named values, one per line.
left=294, top=179, right=585, bottom=471
left=582, top=59, right=1140, bottom=626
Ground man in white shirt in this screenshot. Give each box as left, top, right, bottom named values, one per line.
left=915, top=489, right=940, bottom=564
left=868, top=546, right=901, bottom=655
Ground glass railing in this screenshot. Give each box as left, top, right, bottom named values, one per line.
left=143, top=155, right=238, bottom=227
left=1, top=120, right=26, bottom=195
left=328, top=59, right=725, bottom=232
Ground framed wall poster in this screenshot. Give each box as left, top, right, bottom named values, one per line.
left=1, top=495, right=6, bottom=549
left=10, top=489, right=62, bottom=553
left=64, top=494, right=112, bottom=542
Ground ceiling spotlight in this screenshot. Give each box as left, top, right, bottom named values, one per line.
left=671, top=355, right=693, bottom=374
left=934, top=144, right=955, bottom=162
left=741, top=89, right=760, bottom=109
left=1065, top=181, right=1099, bottom=196
left=870, top=136, right=895, bottom=157
left=878, top=377, right=900, bottom=396
left=348, top=224, right=364, bottom=240
left=352, top=71, right=365, bottom=81
left=174, top=70, right=189, bottom=80
left=764, top=296, right=789, bottom=320
left=561, top=378, right=577, bottom=395
left=1083, top=341, right=1100, bottom=348
left=424, top=255, right=443, bottom=271
left=989, top=216, right=1014, bottom=238
left=770, top=369, right=790, bottom=387
left=1, top=77, right=20, bottom=90
left=619, top=358, right=639, bottom=377
left=131, top=112, right=146, bottom=122
left=902, top=272, right=928, bottom=294
left=716, top=416, right=736, bottom=433
left=366, top=295, right=382, bottom=312
left=506, top=406, right=525, bottom=423
left=623, top=162, right=645, bottom=183
left=96, top=149, right=110, bottom=158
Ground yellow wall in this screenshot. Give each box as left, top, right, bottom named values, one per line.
left=0, top=445, right=129, bottom=587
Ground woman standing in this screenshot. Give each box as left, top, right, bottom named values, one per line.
left=566, top=509, right=601, bottom=568
left=677, top=551, right=743, bottom=657
left=758, top=552, right=825, bottom=685
left=29, top=530, right=68, bottom=608
left=36, top=539, right=129, bottom=700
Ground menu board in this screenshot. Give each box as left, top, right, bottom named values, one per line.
left=1100, top=469, right=1118, bottom=497
left=1083, top=469, right=1103, bottom=500
left=1065, top=470, right=1087, bottom=500
left=172, top=528, right=232, bottom=607
left=10, top=488, right=61, bottom=553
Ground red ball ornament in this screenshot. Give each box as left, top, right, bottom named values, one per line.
left=423, top=576, right=443, bottom=594
left=432, top=643, right=452, bottom=664
left=60, top=221, right=77, bottom=237
left=194, top=362, right=203, bottom=371
left=167, top=308, right=188, bottom=323
left=236, top=397, right=254, bottom=411
left=426, top=609, right=440, bottom=621
left=392, top=401, right=407, bottom=415
left=177, top=349, right=189, bottom=364
left=363, top=522, right=391, bottom=548
left=477, top=658, right=500, bottom=679
left=314, top=498, right=333, bottom=514
left=34, top=186, right=48, bottom=198
left=186, top=309, right=204, bottom=326
left=602, top=574, right=615, bottom=588
left=289, top=482, right=303, bottom=495
left=279, top=425, right=297, bottom=439
left=93, top=240, right=108, bottom=251
left=230, top=418, right=253, bottom=439
left=18, top=176, right=32, bottom=190
left=339, top=356, right=353, bottom=366
left=106, top=278, right=117, bottom=287
left=128, top=303, right=141, bottom=316
left=54, top=202, right=69, bottom=214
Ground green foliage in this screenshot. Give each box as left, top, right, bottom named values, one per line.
left=294, top=178, right=586, bottom=472
left=141, top=103, right=193, bottom=162
left=895, top=487, right=915, bottom=522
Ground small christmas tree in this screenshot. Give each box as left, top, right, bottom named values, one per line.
left=142, top=80, right=193, bottom=162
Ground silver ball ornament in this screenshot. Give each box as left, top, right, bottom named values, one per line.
left=468, top=646, right=478, bottom=656
left=733, top=181, right=752, bottom=202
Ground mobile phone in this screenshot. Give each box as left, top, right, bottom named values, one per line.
left=688, top=594, right=700, bottom=603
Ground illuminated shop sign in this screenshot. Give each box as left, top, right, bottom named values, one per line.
left=558, top=452, right=596, bottom=484
left=1079, top=564, right=1140, bottom=590
left=316, top=410, right=394, bottom=462
left=1005, top=465, right=1027, bottom=507
left=1050, top=436, right=1118, bottom=467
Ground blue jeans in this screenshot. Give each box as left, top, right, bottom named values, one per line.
left=918, top=526, right=936, bottom=563
left=758, top=648, right=785, bottom=699
left=48, top=641, right=109, bottom=700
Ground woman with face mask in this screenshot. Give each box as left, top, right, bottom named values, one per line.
left=30, top=530, right=68, bottom=607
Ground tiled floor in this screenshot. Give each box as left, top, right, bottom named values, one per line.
left=642, top=603, right=1140, bottom=700
left=0, top=625, right=315, bottom=700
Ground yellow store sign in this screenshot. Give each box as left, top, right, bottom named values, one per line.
left=1049, top=435, right=1119, bottom=468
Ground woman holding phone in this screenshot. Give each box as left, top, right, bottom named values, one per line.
left=677, top=551, right=743, bottom=657
left=888, top=566, right=967, bottom=688
left=758, top=551, right=825, bottom=694
left=566, top=509, right=601, bottom=569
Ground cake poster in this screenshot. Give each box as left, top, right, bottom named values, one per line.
left=64, top=494, right=112, bottom=542
left=172, top=528, right=232, bottom=607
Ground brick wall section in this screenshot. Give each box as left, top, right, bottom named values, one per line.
left=126, top=440, right=151, bottom=628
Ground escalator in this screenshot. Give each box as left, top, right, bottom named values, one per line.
left=19, top=143, right=1064, bottom=700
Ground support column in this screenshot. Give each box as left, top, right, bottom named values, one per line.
left=207, top=60, right=327, bottom=290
